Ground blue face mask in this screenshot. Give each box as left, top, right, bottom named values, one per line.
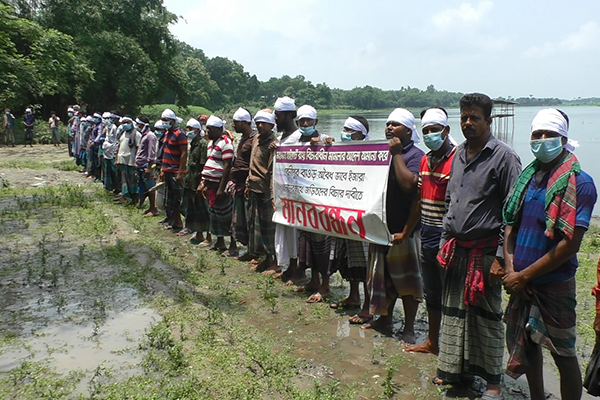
left=340, top=132, right=353, bottom=142
left=299, top=126, right=315, bottom=136
left=81, top=122, right=88, bottom=128
left=187, top=131, right=196, bottom=140
left=155, top=130, right=164, bottom=138
left=68, top=112, right=73, bottom=117
left=530, top=137, right=563, bottom=163
left=162, top=121, right=172, bottom=130
left=122, top=123, right=132, bottom=131
left=423, top=131, right=445, bottom=151
left=94, top=118, right=101, bottom=124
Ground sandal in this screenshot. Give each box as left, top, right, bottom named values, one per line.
left=349, top=313, right=373, bottom=324
left=330, top=299, right=361, bottom=310
left=176, top=227, right=193, bottom=236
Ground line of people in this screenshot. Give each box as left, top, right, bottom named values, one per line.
left=62, top=92, right=599, bottom=400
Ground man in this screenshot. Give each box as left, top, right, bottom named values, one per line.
left=435, top=93, right=521, bottom=400
left=115, top=116, right=141, bottom=205
left=229, top=107, right=257, bottom=257
left=180, top=118, right=210, bottom=243
left=3, top=109, right=15, bottom=147
left=101, top=111, right=121, bottom=193
left=361, top=108, right=424, bottom=345
left=503, top=109, right=597, bottom=400
left=160, top=108, right=188, bottom=230
left=23, top=108, right=35, bottom=147
left=67, top=107, right=76, bottom=157
left=48, top=111, right=61, bottom=147
left=200, top=115, right=234, bottom=252
left=134, top=115, right=158, bottom=216
left=405, top=107, right=456, bottom=354
left=87, top=113, right=103, bottom=180
left=270, top=96, right=301, bottom=282
left=245, top=110, right=278, bottom=273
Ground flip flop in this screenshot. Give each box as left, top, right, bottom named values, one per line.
left=176, top=227, right=193, bottom=236
left=330, top=300, right=361, bottom=310
left=349, top=313, right=373, bottom=324
left=144, top=211, right=159, bottom=217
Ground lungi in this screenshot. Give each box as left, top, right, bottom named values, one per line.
left=183, top=189, right=210, bottom=233
left=247, top=191, right=276, bottom=256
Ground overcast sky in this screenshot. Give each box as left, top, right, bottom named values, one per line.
left=165, top=0, right=600, bottom=100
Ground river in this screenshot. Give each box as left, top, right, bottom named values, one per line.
left=317, top=106, right=600, bottom=214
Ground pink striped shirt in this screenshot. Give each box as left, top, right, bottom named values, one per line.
left=201, top=135, right=234, bottom=183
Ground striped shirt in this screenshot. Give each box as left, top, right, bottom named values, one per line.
left=161, top=127, right=188, bottom=173
left=201, top=135, right=234, bottom=183
left=419, top=146, right=456, bottom=249
left=513, top=170, right=597, bottom=284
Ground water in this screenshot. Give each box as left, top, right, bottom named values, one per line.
left=318, top=106, right=600, bottom=214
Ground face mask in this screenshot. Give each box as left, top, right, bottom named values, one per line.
left=155, top=130, right=164, bottom=138
left=187, top=131, right=196, bottom=140
left=340, top=132, right=353, bottom=142
left=530, top=137, right=563, bottom=163
left=423, top=131, right=445, bottom=151
left=81, top=122, right=88, bottom=128
left=299, top=126, right=315, bottom=136
left=68, top=112, right=73, bottom=117
left=122, top=123, right=132, bottom=131
left=162, top=121, right=172, bottom=130
left=94, top=118, right=101, bottom=124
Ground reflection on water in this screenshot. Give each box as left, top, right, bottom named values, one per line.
left=319, top=106, right=600, bottom=214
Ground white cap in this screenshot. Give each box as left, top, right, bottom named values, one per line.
left=254, top=110, right=276, bottom=125
left=25, top=108, right=32, bottom=113
left=161, top=108, right=177, bottom=120
left=274, top=96, right=296, bottom=112
left=297, top=105, right=317, bottom=120
left=85, top=116, right=94, bottom=122
left=154, top=120, right=164, bottom=129
left=186, top=118, right=202, bottom=129
left=233, top=107, right=252, bottom=122
left=206, top=115, right=224, bottom=128
left=93, top=113, right=102, bottom=119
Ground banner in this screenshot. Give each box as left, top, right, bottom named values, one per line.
left=273, top=141, right=392, bottom=246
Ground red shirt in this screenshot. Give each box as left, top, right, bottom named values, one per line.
left=162, top=127, right=187, bottom=173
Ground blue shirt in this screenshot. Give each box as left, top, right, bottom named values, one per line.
left=23, top=114, right=35, bottom=126
left=513, top=170, right=597, bottom=284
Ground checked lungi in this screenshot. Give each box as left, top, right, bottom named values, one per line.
left=231, top=190, right=249, bottom=246
left=247, top=191, right=275, bottom=256
left=367, top=235, right=423, bottom=317
left=437, top=254, right=504, bottom=385
left=206, top=187, right=233, bottom=237
left=298, top=231, right=332, bottom=277
left=119, top=164, right=138, bottom=197
left=329, top=238, right=369, bottom=282
left=505, top=277, right=577, bottom=379
left=102, top=158, right=118, bottom=192
left=183, top=189, right=210, bottom=233
left=163, top=172, right=183, bottom=213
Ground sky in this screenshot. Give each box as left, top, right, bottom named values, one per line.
left=164, top=0, right=600, bottom=100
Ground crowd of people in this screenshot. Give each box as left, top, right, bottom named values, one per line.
left=4, top=92, right=600, bottom=399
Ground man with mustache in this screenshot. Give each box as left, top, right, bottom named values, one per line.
left=435, top=93, right=521, bottom=400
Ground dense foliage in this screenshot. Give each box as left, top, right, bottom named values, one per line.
left=2, top=0, right=596, bottom=119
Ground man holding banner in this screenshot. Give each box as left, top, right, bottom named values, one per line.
left=361, top=108, right=424, bottom=345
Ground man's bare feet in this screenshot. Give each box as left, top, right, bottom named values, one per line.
left=400, top=330, right=416, bottom=344
left=261, top=263, right=280, bottom=276
left=272, top=271, right=284, bottom=280
left=404, top=339, right=438, bottom=354
left=306, top=291, right=330, bottom=303
left=361, top=317, right=393, bottom=331
left=348, top=312, right=372, bottom=324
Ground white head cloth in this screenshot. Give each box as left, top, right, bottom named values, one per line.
left=102, top=112, right=111, bottom=118
left=254, top=110, right=276, bottom=125
left=93, top=113, right=102, bottom=119
left=161, top=108, right=177, bottom=120
left=25, top=108, right=32, bottom=113
left=206, top=115, right=224, bottom=128
left=135, top=118, right=147, bottom=126
left=343, top=117, right=369, bottom=140
left=531, top=108, right=579, bottom=153
left=154, top=120, right=164, bottom=130
left=274, top=96, right=296, bottom=112
left=85, top=116, right=94, bottom=122
left=67, top=107, right=75, bottom=113
left=186, top=118, right=202, bottom=130
left=421, top=108, right=448, bottom=129
left=121, top=116, right=133, bottom=124
left=387, top=108, right=420, bottom=144
left=233, top=107, right=252, bottom=122
left=297, top=105, right=317, bottom=120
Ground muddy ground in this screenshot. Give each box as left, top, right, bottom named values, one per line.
left=0, top=145, right=598, bottom=399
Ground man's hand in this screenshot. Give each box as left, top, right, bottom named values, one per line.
left=310, top=137, right=320, bottom=145
left=502, top=271, right=528, bottom=294
left=176, top=172, right=184, bottom=185
left=244, top=187, right=249, bottom=201
left=389, top=137, right=403, bottom=155
left=159, top=171, right=164, bottom=182
left=269, top=142, right=278, bottom=150
left=324, top=137, right=334, bottom=145
left=489, top=259, right=506, bottom=286
left=216, top=188, right=225, bottom=200
left=391, top=232, right=405, bottom=244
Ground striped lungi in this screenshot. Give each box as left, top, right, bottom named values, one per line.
left=247, top=191, right=275, bottom=256
left=329, top=238, right=368, bottom=282
left=437, top=254, right=504, bottom=385
left=183, top=189, right=210, bottom=233
left=231, top=191, right=249, bottom=246
left=298, top=231, right=332, bottom=277
left=102, top=158, right=117, bottom=191
left=163, top=172, right=183, bottom=212
left=207, top=188, right=233, bottom=237
left=505, top=277, right=577, bottom=379
left=367, top=235, right=423, bottom=316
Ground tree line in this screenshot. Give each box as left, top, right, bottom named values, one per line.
left=2, top=0, right=595, bottom=120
